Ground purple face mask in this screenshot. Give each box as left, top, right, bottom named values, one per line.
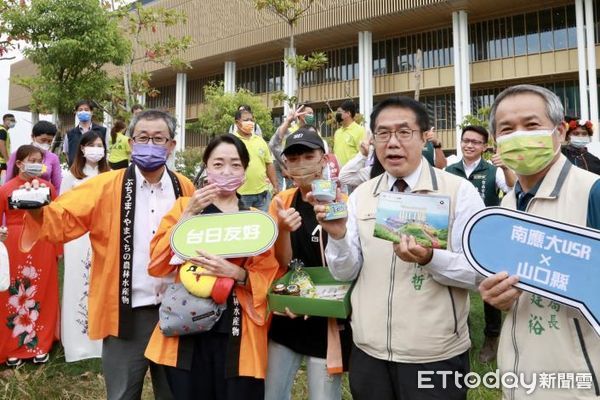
left=131, top=143, right=168, bottom=172
left=206, top=170, right=245, bottom=193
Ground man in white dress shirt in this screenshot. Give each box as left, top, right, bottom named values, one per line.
left=314, top=96, right=484, bottom=400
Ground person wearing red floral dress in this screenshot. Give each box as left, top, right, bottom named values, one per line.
left=0, top=144, right=58, bottom=367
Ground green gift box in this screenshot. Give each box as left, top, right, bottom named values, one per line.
left=268, top=267, right=353, bottom=319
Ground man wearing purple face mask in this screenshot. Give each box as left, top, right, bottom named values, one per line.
left=20, top=110, right=196, bottom=400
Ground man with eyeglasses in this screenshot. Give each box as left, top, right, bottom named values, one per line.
left=445, top=125, right=515, bottom=363
left=479, top=85, right=600, bottom=400
left=315, top=96, right=484, bottom=400
left=20, top=110, right=196, bottom=400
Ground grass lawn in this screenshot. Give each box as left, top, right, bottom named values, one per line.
left=0, top=258, right=501, bottom=399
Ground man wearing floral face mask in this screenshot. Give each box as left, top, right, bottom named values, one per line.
left=63, top=100, right=107, bottom=167
left=233, top=109, right=279, bottom=211
left=20, top=109, right=196, bottom=400
left=480, top=84, right=600, bottom=400
left=561, top=117, right=600, bottom=175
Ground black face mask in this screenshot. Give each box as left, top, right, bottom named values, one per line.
left=335, top=112, right=344, bottom=123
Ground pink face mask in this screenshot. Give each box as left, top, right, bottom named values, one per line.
left=206, top=170, right=245, bottom=193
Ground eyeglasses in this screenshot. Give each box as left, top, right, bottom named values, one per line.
left=461, top=139, right=486, bottom=146
left=373, top=129, right=419, bottom=143
left=132, top=136, right=170, bottom=145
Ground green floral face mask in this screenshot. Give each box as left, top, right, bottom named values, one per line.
left=497, top=128, right=559, bottom=175
left=304, top=114, right=315, bottom=125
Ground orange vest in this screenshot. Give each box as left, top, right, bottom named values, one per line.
left=144, top=197, right=279, bottom=378
left=21, top=168, right=195, bottom=340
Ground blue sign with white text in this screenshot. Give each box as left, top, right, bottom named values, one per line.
left=463, top=207, right=600, bottom=336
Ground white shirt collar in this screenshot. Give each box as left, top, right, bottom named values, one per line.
left=462, top=157, right=482, bottom=169
left=385, top=159, right=424, bottom=192
left=134, top=165, right=167, bottom=190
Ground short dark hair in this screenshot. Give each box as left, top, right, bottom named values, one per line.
left=127, top=109, right=177, bottom=139
left=32, top=121, right=57, bottom=137
left=235, top=109, right=253, bottom=121
left=202, top=134, right=250, bottom=169
left=370, top=96, right=430, bottom=134
left=238, top=104, right=252, bottom=113
left=15, top=144, right=43, bottom=162
left=340, top=100, right=357, bottom=118
left=3, top=114, right=15, bottom=121
left=70, top=131, right=110, bottom=180
left=131, top=104, right=144, bottom=112
left=75, top=100, right=95, bottom=111
left=461, top=125, right=489, bottom=143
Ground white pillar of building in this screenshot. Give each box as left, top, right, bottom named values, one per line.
left=175, top=72, right=187, bottom=152
left=585, top=0, right=598, bottom=140
left=283, top=47, right=297, bottom=116
left=358, top=31, right=374, bottom=129
left=459, top=11, right=471, bottom=121
left=576, top=0, right=590, bottom=122
left=452, top=11, right=470, bottom=157
left=31, top=111, right=39, bottom=125
left=136, top=93, right=146, bottom=107
left=103, top=111, right=113, bottom=144
left=224, top=61, right=236, bottom=94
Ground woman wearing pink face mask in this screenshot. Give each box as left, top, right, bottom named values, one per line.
left=145, top=134, right=279, bottom=400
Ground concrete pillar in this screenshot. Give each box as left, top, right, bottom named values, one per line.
left=452, top=11, right=464, bottom=157
left=103, top=111, right=113, bottom=145
left=31, top=111, right=39, bottom=125
left=224, top=61, right=236, bottom=94
left=576, top=0, right=590, bottom=121
left=358, top=31, right=374, bottom=128
left=283, top=47, right=297, bottom=116
left=585, top=0, right=598, bottom=140
left=175, top=72, right=187, bottom=152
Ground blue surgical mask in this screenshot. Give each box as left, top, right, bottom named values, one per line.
left=131, top=143, right=168, bottom=172
left=570, top=136, right=590, bottom=148
left=77, top=111, right=92, bottom=122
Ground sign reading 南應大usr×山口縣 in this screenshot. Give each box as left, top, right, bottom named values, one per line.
left=170, top=211, right=278, bottom=259
left=463, top=207, right=600, bottom=337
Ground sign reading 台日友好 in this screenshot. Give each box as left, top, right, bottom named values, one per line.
left=463, top=207, right=600, bottom=336
left=170, top=211, right=278, bottom=259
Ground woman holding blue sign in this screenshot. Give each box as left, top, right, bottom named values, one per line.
left=144, top=134, right=279, bottom=400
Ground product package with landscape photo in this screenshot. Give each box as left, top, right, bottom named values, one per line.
left=374, top=191, right=450, bottom=249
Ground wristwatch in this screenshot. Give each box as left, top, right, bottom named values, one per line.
left=433, top=141, right=442, bottom=149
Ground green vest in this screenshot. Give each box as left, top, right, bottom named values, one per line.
left=446, top=159, right=500, bottom=206
left=422, top=141, right=435, bottom=166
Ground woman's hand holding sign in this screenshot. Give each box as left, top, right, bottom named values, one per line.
left=188, top=249, right=247, bottom=283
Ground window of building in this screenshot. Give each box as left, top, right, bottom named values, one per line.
left=469, top=5, right=576, bottom=62
left=236, top=61, right=284, bottom=94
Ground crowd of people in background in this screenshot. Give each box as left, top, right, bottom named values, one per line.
left=0, top=84, right=599, bottom=400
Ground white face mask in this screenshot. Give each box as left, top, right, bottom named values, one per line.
left=83, top=146, right=105, bottom=163
left=32, top=141, right=51, bottom=151
left=570, top=136, right=590, bottom=148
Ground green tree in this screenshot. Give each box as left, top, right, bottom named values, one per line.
left=3, top=0, right=130, bottom=115
left=187, top=83, right=274, bottom=140
left=0, top=0, right=20, bottom=61
left=112, top=1, right=192, bottom=116
left=459, top=106, right=491, bottom=130
left=254, top=0, right=327, bottom=108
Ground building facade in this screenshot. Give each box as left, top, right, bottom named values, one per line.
left=8, top=0, right=600, bottom=152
